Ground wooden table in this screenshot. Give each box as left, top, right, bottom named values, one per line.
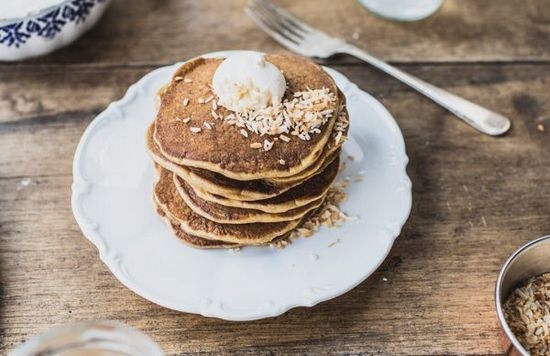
left=1, top=0, right=549, bottom=354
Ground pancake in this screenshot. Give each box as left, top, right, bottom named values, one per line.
left=153, top=53, right=340, bottom=180
left=153, top=87, right=347, bottom=188
left=182, top=157, right=340, bottom=213
left=174, top=173, right=325, bottom=224
left=153, top=77, right=346, bottom=189
left=148, top=122, right=342, bottom=201
left=156, top=206, right=239, bottom=249
left=157, top=204, right=296, bottom=249
left=148, top=127, right=342, bottom=204
left=167, top=220, right=239, bottom=248
left=153, top=166, right=302, bottom=244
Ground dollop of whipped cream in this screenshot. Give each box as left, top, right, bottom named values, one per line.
left=212, top=52, right=286, bottom=113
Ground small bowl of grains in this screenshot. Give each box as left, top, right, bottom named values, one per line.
left=495, top=235, right=550, bottom=356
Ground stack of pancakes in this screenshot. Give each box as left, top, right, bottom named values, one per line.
left=147, top=54, right=349, bottom=248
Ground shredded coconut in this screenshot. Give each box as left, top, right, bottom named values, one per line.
left=219, top=88, right=336, bottom=141
left=250, top=142, right=262, bottom=149
left=504, top=272, right=550, bottom=355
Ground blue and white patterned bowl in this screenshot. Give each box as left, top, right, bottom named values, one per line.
left=0, top=0, right=111, bottom=61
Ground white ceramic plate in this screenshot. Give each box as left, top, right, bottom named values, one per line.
left=72, top=50, right=412, bottom=321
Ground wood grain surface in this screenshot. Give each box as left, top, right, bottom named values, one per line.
left=1, top=0, right=550, bottom=354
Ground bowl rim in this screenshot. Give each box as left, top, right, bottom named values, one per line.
left=494, top=234, right=550, bottom=356
left=0, top=0, right=74, bottom=24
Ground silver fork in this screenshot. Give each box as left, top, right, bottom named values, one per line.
left=245, top=0, right=511, bottom=136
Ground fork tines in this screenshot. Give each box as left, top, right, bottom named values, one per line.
left=245, top=0, right=343, bottom=57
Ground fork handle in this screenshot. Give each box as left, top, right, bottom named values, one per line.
left=342, top=45, right=511, bottom=136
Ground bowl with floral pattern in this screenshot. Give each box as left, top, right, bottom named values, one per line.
left=0, top=0, right=111, bottom=61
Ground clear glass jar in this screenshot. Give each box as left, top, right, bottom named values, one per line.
left=10, top=321, right=164, bottom=356
left=358, top=0, right=444, bottom=21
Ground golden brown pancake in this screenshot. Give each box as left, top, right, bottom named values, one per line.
left=157, top=204, right=296, bottom=249
left=183, top=157, right=340, bottom=213
left=174, top=173, right=325, bottom=224
left=153, top=54, right=340, bottom=180
left=156, top=206, right=239, bottom=249
left=147, top=123, right=341, bottom=201
left=167, top=220, right=239, bottom=248
left=153, top=166, right=303, bottom=244
left=153, top=87, right=347, bottom=188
